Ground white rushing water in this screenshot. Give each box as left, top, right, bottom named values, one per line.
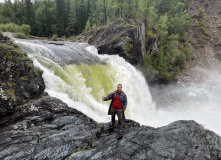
left=16, top=39, right=221, bottom=136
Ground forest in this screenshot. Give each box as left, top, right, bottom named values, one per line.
left=0, top=0, right=192, bottom=81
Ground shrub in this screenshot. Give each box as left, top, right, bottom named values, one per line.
left=0, top=23, right=31, bottom=36
left=15, top=32, right=29, bottom=39
left=50, top=34, right=58, bottom=41
left=21, top=24, right=31, bottom=35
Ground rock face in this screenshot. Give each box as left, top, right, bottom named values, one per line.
left=75, top=19, right=160, bottom=65
left=0, top=35, right=45, bottom=117
left=0, top=96, right=221, bottom=160
left=83, top=120, right=221, bottom=160
left=178, top=0, right=221, bottom=83
left=0, top=96, right=100, bottom=160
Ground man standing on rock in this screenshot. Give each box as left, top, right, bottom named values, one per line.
left=102, top=84, right=127, bottom=135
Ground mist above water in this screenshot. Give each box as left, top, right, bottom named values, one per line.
left=150, top=67, right=221, bottom=135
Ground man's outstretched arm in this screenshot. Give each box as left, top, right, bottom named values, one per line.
left=102, top=92, right=115, bottom=101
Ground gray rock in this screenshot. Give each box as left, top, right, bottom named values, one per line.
left=75, top=19, right=160, bottom=65
left=0, top=95, right=221, bottom=160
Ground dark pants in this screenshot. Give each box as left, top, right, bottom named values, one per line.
left=110, top=107, right=123, bottom=130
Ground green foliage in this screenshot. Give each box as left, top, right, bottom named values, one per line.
left=141, top=0, right=191, bottom=81
left=50, top=34, right=58, bottom=41
left=21, top=24, right=31, bottom=35
left=84, top=20, right=91, bottom=32
left=0, top=43, right=31, bottom=63
left=125, top=42, right=133, bottom=51
left=0, top=23, right=20, bottom=32
left=146, top=28, right=156, bottom=39
left=0, top=23, right=30, bottom=35
left=199, top=7, right=207, bottom=35
left=0, top=43, right=12, bottom=50
left=15, top=32, right=29, bottom=39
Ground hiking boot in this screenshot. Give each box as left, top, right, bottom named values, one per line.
left=118, top=130, right=123, bottom=135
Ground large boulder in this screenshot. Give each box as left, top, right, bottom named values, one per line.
left=0, top=34, right=45, bottom=116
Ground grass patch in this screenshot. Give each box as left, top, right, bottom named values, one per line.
left=0, top=43, right=25, bottom=56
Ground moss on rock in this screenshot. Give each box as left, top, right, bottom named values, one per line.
left=125, top=42, right=133, bottom=51
left=0, top=35, right=45, bottom=116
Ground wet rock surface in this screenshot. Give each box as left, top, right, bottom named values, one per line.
left=0, top=96, right=221, bottom=160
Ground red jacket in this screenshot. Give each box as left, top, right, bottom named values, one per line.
left=112, top=94, right=122, bottom=109
left=104, top=90, right=127, bottom=115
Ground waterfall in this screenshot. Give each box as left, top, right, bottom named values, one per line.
left=15, top=39, right=221, bottom=136
left=15, top=39, right=155, bottom=124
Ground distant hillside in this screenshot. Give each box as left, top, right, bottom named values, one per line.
left=178, top=0, right=221, bottom=83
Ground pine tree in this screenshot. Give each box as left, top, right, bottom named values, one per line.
left=102, top=0, right=107, bottom=25
left=24, top=0, right=35, bottom=27
left=56, top=0, right=65, bottom=36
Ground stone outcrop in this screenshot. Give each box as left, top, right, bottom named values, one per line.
left=0, top=95, right=99, bottom=160
left=0, top=34, right=45, bottom=117
left=75, top=19, right=160, bottom=65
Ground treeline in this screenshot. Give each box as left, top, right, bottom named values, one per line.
left=0, top=0, right=147, bottom=37
left=0, top=0, right=191, bottom=81
left=142, top=0, right=191, bottom=81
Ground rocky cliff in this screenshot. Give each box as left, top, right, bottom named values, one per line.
left=0, top=33, right=45, bottom=117
left=178, top=0, right=221, bottom=82
left=1, top=34, right=221, bottom=159
left=75, top=19, right=159, bottom=65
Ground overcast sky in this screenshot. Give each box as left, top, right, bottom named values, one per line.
left=0, top=0, right=37, bottom=2
left=0, top=0, right=14, bottom=2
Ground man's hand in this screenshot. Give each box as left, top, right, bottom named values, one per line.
left=102, top=97, right=105, bottom=101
